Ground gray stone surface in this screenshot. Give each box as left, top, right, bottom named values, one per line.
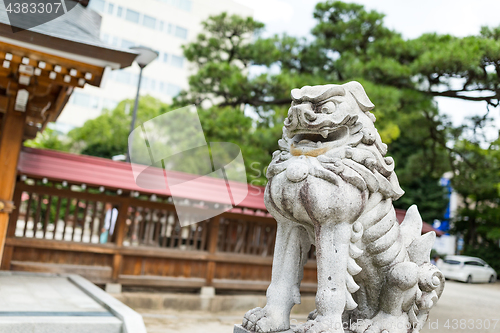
left=69, top=274, right=147, bottom=333
left=240, top=82, right=444, bottom=333
left=136, top=280, right=499, bottom=333
left=200, top=286, right=216, bottom=297
left=0, top=271, right=146, bottom=333
left=116, top=292, right=318, bottom=314
left=0, top=273, right=107, bottom=313
left=105, top=283, right=122, bottom=294
left=0, top=317, right=122, bottom=333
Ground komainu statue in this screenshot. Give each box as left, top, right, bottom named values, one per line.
left=239, top=82, right=444, bottom=333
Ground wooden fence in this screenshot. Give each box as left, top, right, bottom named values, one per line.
left=0, top=177, right=317, bottom=292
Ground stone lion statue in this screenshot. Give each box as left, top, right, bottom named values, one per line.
left=240, top=82, right=444, bottom=333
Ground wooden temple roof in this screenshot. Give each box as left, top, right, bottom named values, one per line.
left=18, top=147, right=268, bottom=213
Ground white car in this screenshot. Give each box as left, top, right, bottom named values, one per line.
left=439, top=255, right=497, bottom=283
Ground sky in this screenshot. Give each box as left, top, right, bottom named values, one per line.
left=234, top=0, right=500, bottom=140
left=234, top=0, right=500, bottom=40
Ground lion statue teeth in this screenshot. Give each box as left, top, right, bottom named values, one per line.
left=241, top=81, right=444, bottom=333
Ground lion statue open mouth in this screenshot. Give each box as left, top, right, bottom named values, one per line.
left=241, top=82, right=444, bottom=333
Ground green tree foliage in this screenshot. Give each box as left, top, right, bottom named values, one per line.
left=68, top=96, right=169, bottom=159
left=175, top=4, right=455, bottom=220
left=451, top=134, right=500, bottom=249
left=24, top=128, right=69, bottom=152
left=176, top=2, right=500, bottom=229
left=29, top=1, right=500, bottom=232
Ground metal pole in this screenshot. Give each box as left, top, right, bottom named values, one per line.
left=126, top=66, right=144, bottom=163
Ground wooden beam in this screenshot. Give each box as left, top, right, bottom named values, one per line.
left=119, top=275, right=206, bottom=288
left=205, top=216, right=221, bottom=286
left=0, top=43, right=104, bottom=87
left=10, top=261, right=112, bottom=284
left=46, top=86, right=72, bottom=124
left=0, top=246, right=13, bottom=270
left=5, top=237, right=116, bottom=254
left=16, top=182, right=125, bottom=203
left=23, top=124, right=39, bottom=140
left=111, top=198, right=130, bottom=282
left=0, top=95, right=8, bottom=113
left=0, top=184, right=23, bottom=270
left=0, top=95, right=27, bottom=261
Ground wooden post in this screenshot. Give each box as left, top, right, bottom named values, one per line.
left=205, top=216, right=221, bottom=286
left=0, top=97, right=27, bottom=263
left=0, top=184, right=23, bottom=270
left=111, top=198, right=129, bottom=282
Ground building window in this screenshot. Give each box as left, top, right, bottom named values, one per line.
left=159, top=20, right=164, bottom=32
left=89, top=0, right=105, bottom=12
left=157, top=0, right=192, bottom=12
left=101, top=33, right=110, bottom=44
left=166, top=83, right=181, bottom=96
left=162, top=53, right=169, bottom=63
left=125, top=9, right=140, bottom=23
left=103, top=98, right=118, bottom=110
left=111, top=36, right=119, bottom=47
left=121, top=39, right=134, bottom=49
left=179, top=0, right=192, bottom=12
left=131, top=73, right=139, bottom=86
left=174, top=26, right=188, bottom=39
left=148, top=78, right=157, bottom=91
left=115, top=70, right=131, bottom=85
left=107, top=3, right=114, bottom=14
left=116, top=6, right=123, bottom=17
left=171, top=55, right=184, bottom=68
left=167, top=23, right=173, bottom=34
left=72, top=92, right=91, bottom=108
left=90, top=96, right=100, bottom=109
left=142, top=15, right=156, bottom=29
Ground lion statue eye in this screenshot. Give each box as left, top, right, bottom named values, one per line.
left=321, top=101, right=336, bottom=114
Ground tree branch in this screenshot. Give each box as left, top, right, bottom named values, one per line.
left=425, top=89, right=498, bottom=102
left=219, top=97, right=291, bottom=107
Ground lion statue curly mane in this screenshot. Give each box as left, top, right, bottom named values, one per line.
left=240, top=81, right=444, bottom=333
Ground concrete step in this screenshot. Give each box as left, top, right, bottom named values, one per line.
left=0, top=316, right=122, bottom=333
left=0, top=272, right=147, bottom=333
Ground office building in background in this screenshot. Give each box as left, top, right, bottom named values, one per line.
left=58, top=0, right=252, bottom=131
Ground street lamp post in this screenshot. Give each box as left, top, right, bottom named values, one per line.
left=126, top=46, right=159, bottom=163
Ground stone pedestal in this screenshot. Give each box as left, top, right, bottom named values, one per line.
left=105, top=283, right=122, bottom=294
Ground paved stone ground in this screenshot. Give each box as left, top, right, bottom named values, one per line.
left=140, top=280, right=500, bottom=333
left=422, top=280, right=500, bottom=333
left=0, top=274, right=107, bottom=313
left=0, top=273, right=126, bottom=333
left=141, top=310, right=309, bottom=333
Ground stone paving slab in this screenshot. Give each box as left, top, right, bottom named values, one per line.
left=0, top=271, right=146, bottom=333
left=0, top=274, right=107, bottom=313
left=0, top=316, right=122, bottom=333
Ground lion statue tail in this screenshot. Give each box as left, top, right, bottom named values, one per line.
left=398, top=205, right=445, bottom=332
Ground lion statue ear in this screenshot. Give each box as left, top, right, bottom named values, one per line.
left=343, top=81, right=375, bottom=112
